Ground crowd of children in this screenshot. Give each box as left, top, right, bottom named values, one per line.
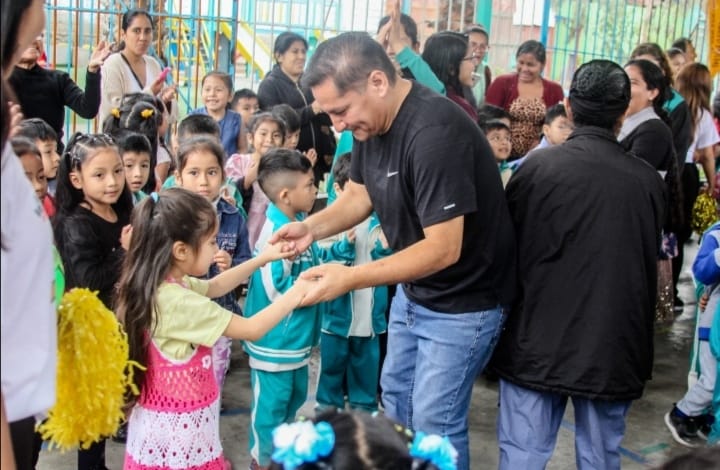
left=6, top=2, right=720, bottom=470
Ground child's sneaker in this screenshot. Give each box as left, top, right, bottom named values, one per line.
left=696, top=413, right=715, bottom=440
left=665, top=405, right=700, bottom=447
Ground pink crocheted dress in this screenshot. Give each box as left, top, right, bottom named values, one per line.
left=124, top=340, right=225, bottom=469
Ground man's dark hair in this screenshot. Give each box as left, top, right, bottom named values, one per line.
left=568, top=60, right=630, bottom=129
left=303, top=32, right=397, bottom=94
left=332, top=152, right=352, bottom=190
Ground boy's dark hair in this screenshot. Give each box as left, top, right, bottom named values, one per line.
left=477, top=104, right=511, bottom=128
left=257, top=148, right=312, bottom=203
left=116, top=130, right=153, bottom=157
left=481, top=119, right=510, bottom=134
left=544, top=103, right=567, bottom=125
left=231, top=88, right=258, bottom=107
left=271, top=104, right=301, bottom=134
left=332, top=152, right=352, bottom=190
left=16, top=118, right=58, bottom=143
left=11, top=136, right=42, bottom=159
left=177, top=114, right=221, bottom=143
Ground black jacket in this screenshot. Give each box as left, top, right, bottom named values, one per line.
left=54, top=206, right=129, bottom=309
left=257, top=65, right=336, bottom=179
left=9, top=65, right=101, bottom=151
left=491, top=126, right=666, bottom=401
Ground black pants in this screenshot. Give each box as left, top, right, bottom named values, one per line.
left=77, top=439, right=106, bottom=470
left=9, top=417, right=42, bottom=470
left=673, top=163, right=700, bottom=296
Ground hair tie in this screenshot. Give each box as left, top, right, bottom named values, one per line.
left=271, top=420, right=335, bottom=470
left=141, top=109, right=154, bottom=119
left=150, top=192, right=159, bottom=202
left=409, top=432, right=458, bottom=470
left=110, top=108, right=121, bottom=118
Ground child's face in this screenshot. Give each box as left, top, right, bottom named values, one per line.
left=286, top=170, right=317, bottom=214
left=122, top=151, right=151, bottom=193
left=543, top=116, right=574, bottom=146
left=250, top=121, right=284, bottom=157
left=19, top=153, right=47, bottom=200
left=201, top=76, right=232, bottom=114
left=37, top=139, right=60, bottom=179
left=234, top=97, right=259, bottom=126
left=486, top=129, right=512, bottom=162
left=284, top=130, right=300, bottom=150
left=70, top=150, right=125, bottom=209
left=187, top=229, right=219, bottom=277
left=176, top=150, right=224, bottom=201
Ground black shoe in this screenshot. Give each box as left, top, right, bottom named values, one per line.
left=111, top=422, right=128, bottom=444
left=665, top=405, right=700, bottom=447
left=673, top=297, right=685, bottom=313
left=696, top=413, right=715, bottom=440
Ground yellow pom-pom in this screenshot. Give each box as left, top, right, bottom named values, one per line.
left=691, top=193, right=719, bottom=236
left=110, top=108, right=121, bottom=118
left=140, top=108, right=154, bottom=119
left=37, top=288, right=143, bottom=451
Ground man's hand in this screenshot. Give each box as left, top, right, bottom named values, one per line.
left=298, top=264, right=355, bottom=305
left=268, top=221, right=314, bottom=256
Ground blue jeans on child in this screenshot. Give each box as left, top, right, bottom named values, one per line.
left=380, top=285, right=506, bottom=470
left=497, top=379, right=631, bottom=470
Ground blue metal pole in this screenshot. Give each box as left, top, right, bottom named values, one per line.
left=540, top=0, right=552, bottom=45
left=401, top=0, right=411, bottom=15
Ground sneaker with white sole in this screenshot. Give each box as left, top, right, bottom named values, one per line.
left=665, top=405, right=700, bottom=447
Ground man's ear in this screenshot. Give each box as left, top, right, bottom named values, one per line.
left=368, top=70, right=390, bottom=98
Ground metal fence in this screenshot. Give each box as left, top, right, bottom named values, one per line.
left=43, top=0, right=711, bottom=135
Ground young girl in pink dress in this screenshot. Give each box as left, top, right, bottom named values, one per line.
left=116, top=187, right=311, bottom=470
left=225, top=113, right=285, bottom=251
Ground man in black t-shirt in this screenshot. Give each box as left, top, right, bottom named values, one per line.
left=269, top=32, right=516, bottom=470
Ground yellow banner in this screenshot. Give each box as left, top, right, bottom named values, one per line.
left=710, top=0, right=719, bottom=75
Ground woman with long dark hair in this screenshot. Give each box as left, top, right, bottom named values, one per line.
left=422, top=32, right=478, bottom=120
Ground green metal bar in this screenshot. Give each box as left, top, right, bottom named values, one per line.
left=475, top=0, right=492, bottom=32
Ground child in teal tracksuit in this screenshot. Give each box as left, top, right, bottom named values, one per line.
left=316, top=153, right=392, bottom=412
left=243, top=148, right=323, bottom=469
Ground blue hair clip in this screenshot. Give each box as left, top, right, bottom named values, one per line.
left=150, top=192, right=159, bottom=202
left=271, top=421, right=335, bottom=470
left=409, top=432, right=458, bottom=470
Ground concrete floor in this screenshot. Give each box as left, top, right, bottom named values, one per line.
left=38, top=242, right=711, bottom=469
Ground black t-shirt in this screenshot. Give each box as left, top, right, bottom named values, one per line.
left=350, top=82, right=516, bottom=312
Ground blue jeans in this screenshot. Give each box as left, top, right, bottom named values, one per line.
left=380, top=285, right=506, bottom=470
left=498, top=380, right=631, bottom=470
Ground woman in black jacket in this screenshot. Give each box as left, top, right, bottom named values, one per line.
left=257, top=31, right=335, bottom=184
